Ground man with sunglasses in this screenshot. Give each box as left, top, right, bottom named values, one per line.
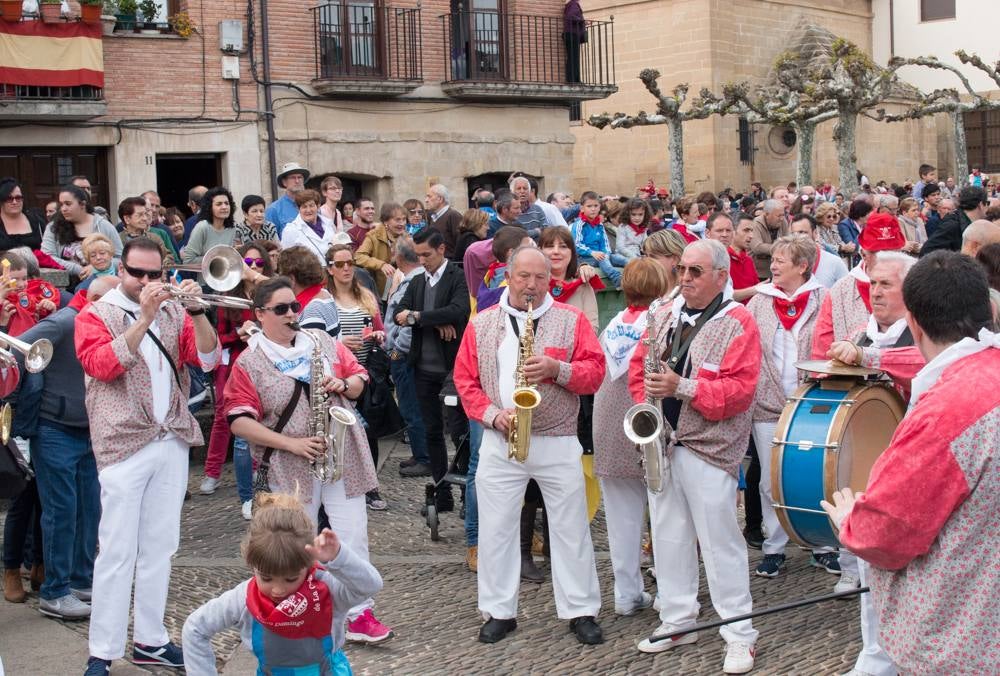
left=75, top=237, right=220, bottom=675
left=629, top=239, right=762, bottom=674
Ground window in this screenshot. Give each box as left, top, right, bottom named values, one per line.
left=920, top=0, right=955, bottom=22
left=963, top=110, right=1000, bottom=173
left=318, top=1, right=384, bottom=78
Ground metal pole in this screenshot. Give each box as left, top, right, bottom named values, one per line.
left=648, top=587, right=870, bottom=644
left=259, top=0, right=278, bottom=202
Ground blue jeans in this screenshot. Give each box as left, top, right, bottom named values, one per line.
left=582, top=253, right=626, bottom=287
left=33, top=420, right=100, bottom=600
left=233, top=437, right=254, bottom=504
left=390, top=357, right=430, bottom=465
left=464, top=420, right=483, bottom=546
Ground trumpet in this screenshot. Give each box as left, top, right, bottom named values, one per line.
left=169, top=245, right=246, bottom=292
left=0, top=331, right=53, bottom=373
left=165, top=288, right=254, bottom=310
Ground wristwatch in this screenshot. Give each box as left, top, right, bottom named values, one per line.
left=406, top=311, right=419, bottom=326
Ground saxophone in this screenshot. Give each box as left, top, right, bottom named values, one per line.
left=303, top=329, right=358, bottom=484
left=622, top=288, right=678, bottom=493
left=507, top=297, right=541, bottom=463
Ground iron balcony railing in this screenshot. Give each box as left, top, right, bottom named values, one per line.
left=441, top=10, right=614, bottom=87
left=312, top=3, right=422, bottom=81
left=0, top=84, right=104, bottom=101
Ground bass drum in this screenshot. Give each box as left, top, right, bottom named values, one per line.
left=771, top=378, right=905, bottom=548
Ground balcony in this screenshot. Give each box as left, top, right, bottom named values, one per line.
left=440, top=11, right=616, bottom=103
left=0, top=84, right=107, bottom=120
left=311, top=3, right=423, bottom=98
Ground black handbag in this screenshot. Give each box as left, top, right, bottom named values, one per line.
left=252, top=380, right=304, bottom=507
left=358, top=345, right=405, bottom=439
left=0, top=439, right=33, bottom=500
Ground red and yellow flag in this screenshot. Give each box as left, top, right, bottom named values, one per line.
left=0, top=20, right=103, bottom=88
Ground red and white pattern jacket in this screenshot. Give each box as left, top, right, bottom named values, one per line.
left=628, top=297, right=761, bottom=477
left=454, top=298, right=605, bottom=436
left=75, top=300, right=220, bottom=470
left=840, top=346, right=1000, bottom=673
left=811, top=271, right=870, bottom=359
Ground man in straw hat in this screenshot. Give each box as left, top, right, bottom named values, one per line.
left=265, top=162, right=311, bottom=237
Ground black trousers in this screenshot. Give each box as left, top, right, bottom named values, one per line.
left=414, top=368, right=469, bottom=493
left=744, top=436, right=762, bottom=531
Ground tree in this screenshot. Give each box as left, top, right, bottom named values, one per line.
left=775, top=37, right=902, bottom=195
left=587, top=69, right=735, bottom=197
left=882, top=51, right=1000, bottom=188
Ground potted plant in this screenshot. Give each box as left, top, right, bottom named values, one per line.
left=137, top=0, right=157, bottom=31
left=80, top=0, right=102, bottom=23
left=100, top=0, right=117, bottom=34
left=114, top=0, right=135, bottom=31
left=0, top=0, right=24, bottom=22
left=40, top=0, right=64, bottom=23
left=168, top=10, right=193, bottom=38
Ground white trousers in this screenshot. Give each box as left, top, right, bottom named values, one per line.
left=89, top=438, right=188, bottom=660
left=306, top=478, right=372, bottom=621
left=840, top=549, right=859, bottom=576
left=854, top=559, right=898, bottom=676
left=477, top=429, right=601, bottom=620
left=601, top=476, right=650, bottom=608
left=649, top=445, right=759, bottom=645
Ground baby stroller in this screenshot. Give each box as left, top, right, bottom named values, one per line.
left=423, top=374, right=470, bottom=541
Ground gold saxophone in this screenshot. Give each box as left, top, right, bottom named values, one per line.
left=622, top=288, right=679, bottom=493
left=303, top=329, right=358, bottom=484
left=507, top=298, right=540, bottom=463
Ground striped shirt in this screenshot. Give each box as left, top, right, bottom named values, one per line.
left=335, top=302, right=374, bottom=366
left=299, top=297, right=341, bottom=338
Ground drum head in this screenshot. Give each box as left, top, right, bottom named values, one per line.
left=829, top=382, right=906, bottom=493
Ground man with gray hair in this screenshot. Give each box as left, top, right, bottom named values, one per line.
left=486, top=192, right=523, bottom=238
left=960, top=219, right=1000, bottom=258
left=510, top=176, right=547, bottom=239
left=383, top=236, right=431, bottom=476
left=425, top=183, right=464, bottom=261
left=750, top=199, right=788, bottom=279
left=631, top=238, right=762, bottom=673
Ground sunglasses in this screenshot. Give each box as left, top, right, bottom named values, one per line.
left=259, top=301, right=302, bottom=315
left=123, top=263, right=163, bottom=280
left=676, top=264, right=715, bottom=279
left=408, top=209, right=424, bottom=214
left=244, top=257, right=265, bottom=267
left=329, top=260, right=354, bottom=269
left=4, top=195, right=23, bottom=203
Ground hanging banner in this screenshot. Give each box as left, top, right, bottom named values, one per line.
left=0, top=20, right=103, bottom=88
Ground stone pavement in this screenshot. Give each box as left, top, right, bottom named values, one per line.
left=0, top=437, right=864, bottom=675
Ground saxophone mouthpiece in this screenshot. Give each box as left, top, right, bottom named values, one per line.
left=288, top=321, right=301, bottom=331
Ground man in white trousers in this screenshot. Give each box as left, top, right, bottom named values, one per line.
left=453, top=246, right=606, bottom=645
left=75, top=238, right=220, bottom=675
left=628, top=239, right=762, bottom=674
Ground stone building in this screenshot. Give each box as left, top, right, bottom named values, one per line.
left=0, top=0, right=616, bottom=215
left=571, top=0, right=940, bottom=196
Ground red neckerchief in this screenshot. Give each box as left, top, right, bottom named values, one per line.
left=856, top=279, right=872, bottom=313
left=550, top=275, right=606, bottom=302
left=671, top=222, right=699, bottom=244
left=68, top=289, right=89, bottom=312
left=296, top=283, right=325, bottom=312
left=772, top=287, right=811, bottom=331
left=626, top=303, right=649, bottom=313
left=246, top=564, right=333, bottom=640
left=626, top=222, right=646, bottom=236
left=580, top=213, right=603, bottom=227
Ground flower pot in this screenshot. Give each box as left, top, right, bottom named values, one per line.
left=113, top=12, right=134, bottom=30
left=80, top=4, right=101, bottom=22
left=40, top=3, right=63, bottom=23
left=100, top=14, right=116, bottom=34
left=0, top=0, right=24, bottom=22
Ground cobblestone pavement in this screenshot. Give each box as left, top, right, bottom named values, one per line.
left=2, top=437, right=864, bottom=675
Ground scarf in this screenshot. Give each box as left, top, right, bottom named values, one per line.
left=248, top=330, right=328, bottom=383
left=626, top=222, right=646, bottom=237
left=580, top=213, right=603, bottom=227
left=601, top=306, right=647, bottom=380
left=670, top=222, right=699, bottom=244
left=549, top=274, right=605, bottom=302
left=304, top=218, right=325, bottom=239
left=246, top=564, right=333, bottom=640
left=498, top=287, right=554, bottom=321
left=756, top=279, right=823, bottom=331
left=864, top=316, right=908, bottom=349
left=910, top=329, right=1000, bottom=409
left=296, top=283, right=325, bottom=311
left=849, top=263, right=873, bottom=313
left=484, top=261, right=507, bottom=289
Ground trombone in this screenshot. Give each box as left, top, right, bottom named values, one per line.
left=0, top=332, right=54, bottom=444
left=166, top=245, right=254, bottom=310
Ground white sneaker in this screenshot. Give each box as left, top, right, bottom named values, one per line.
left=199, top=476, right=220, bottom=495
left=636, top=625, right=698, bottom=653
left=723, top=641, right=756, bottom=674
left=39, top=594, right=91, bottom=620
left=615, top=591, right=654, bottom=616
left=835, top=572, right=861, bottom=595
left=70, top=587, right=92, bottom=602
left=840, top=670, right=877, bottom=676
left=241, top=500, right=253, bottom=520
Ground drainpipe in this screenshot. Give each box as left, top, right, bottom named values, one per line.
left=260, top=0, right=278, bottom=201
left=888, top=0, right=895, bottom=60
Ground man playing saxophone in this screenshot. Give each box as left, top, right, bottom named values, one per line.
left=223, top=277, right=395, bottom=644
left=453, top=246, right=606, bottom=646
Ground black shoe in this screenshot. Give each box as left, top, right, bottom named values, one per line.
left=399, top=462, right=432, bottom=477
left=399, top=457, right=417, bottom=468
left=520, top=554, right=544, bottom=583
left=569, top=616, right=604, bottom=645
left=478, top=618, right=517, bottom=643
left=743, top=526, right=764, bottom=550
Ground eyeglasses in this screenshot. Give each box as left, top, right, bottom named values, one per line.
left=408, top=209, right=424, bottom=214
left=675, top=264, right=720, bottom=279
left=258, top=301, right=302, bottom=315
left=123, top=263, right=163, bottom=280
left=244, top=257, right=265, bottom=267
left=329, top=260, right=354, bottom=269
left=4, top=195, right=23, bottom=203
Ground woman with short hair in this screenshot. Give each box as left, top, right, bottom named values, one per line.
left=319, top=176, right=346, bottom=233
left=403, top=198, right=425, bottom=235
left=280, top=189, right=338, bottom=264
left=235, top=195, right=278, bottom=244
